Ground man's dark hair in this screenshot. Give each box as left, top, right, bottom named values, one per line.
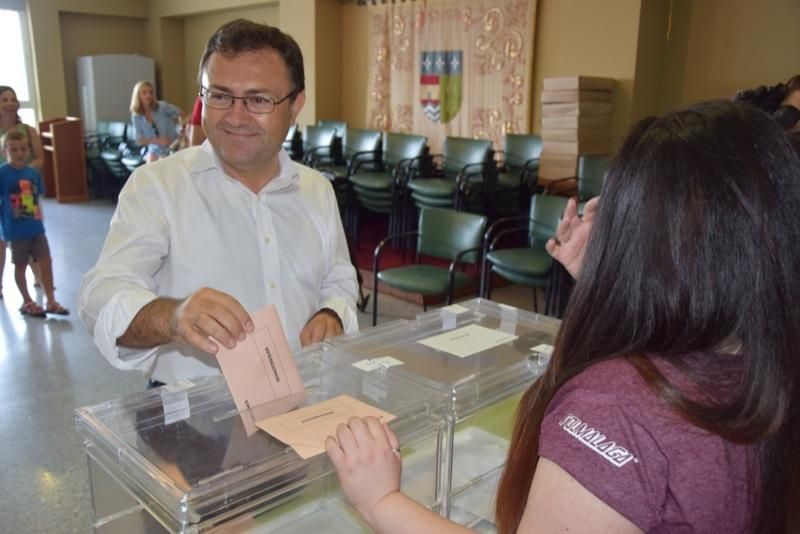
left=198, top=19, right=305, bottom=97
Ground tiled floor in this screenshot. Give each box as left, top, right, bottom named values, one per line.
left=0, top=198, right=541, bottom=533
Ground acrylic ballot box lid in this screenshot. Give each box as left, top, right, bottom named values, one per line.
left=329, top=299, right=560, bottom=419
left=75, top=345, right=446, bottom=533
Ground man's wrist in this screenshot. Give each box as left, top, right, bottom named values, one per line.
left=315, top=307, right=343, bottom=329
left=117, top=297, right=181, bottom=348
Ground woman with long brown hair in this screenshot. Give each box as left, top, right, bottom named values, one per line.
left=325, top=100, right=800, bottom=533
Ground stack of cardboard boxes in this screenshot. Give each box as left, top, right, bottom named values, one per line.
left=538, top=76, right=614, bottom=190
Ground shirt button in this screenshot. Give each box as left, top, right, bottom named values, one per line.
left=260, top=196, right=268, bottom=205
left=270, top=282, right=276, bottom=289
left=264, top=236, right=271, bottom=244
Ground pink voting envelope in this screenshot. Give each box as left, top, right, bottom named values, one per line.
left=256, top=394, right=396, bottom=459
left=215, top=304, right=306, bottom=433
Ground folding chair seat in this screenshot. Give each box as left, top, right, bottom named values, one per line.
left=372, top=207, right=487, bottom=325
left=481, top=194, right=568, bottom=313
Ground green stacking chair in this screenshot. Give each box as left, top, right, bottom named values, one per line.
left=546, top=154, right=609, bottom=201
left=318, top=128, right=383, bottom=240
left=321, top=128, right=383, bottom=179
left=85, top=129, right=111, bottom=199
left=105, top=121, right=127, bottom=147
left=493, top=134, right=543, bottom=216
left=480, top=194, right=568, bottom=313
left=407, top=136, right=493, bottom=213
left=575, top=155, right=609, bottom=200
left=317, top=120, right=347, bottom=163
left=121, top=123, right=145, bottom=172
left=317, top=120, right=347, bottom=138
left=97, top=122, right=137, bottom=200
left=86, top=121, right=125, bottom=199
left=302, top=125, right=337, bottom=167
left=349, top=132, right=428, bottom=238
left=372, top=208, right=487, bottom=325
left=283, top=123, right=301, bottom=160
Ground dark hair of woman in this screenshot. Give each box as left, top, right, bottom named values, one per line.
left=496, top=100, right=800, bottom=533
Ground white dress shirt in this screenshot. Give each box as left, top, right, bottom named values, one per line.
left=79, top=143, right=358, bottom=383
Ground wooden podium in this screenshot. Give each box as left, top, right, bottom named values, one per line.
left=40, top=117, right=89, bottom=202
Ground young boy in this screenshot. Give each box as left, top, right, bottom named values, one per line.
left=0, top=130, right=68, bottom=316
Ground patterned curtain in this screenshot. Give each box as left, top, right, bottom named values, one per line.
left=367, top=0, right=536, bottom=153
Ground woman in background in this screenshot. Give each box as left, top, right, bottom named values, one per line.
left=129, top=81, right=183, bottom=163
left=0, top=86, right=43, bottom=169
left=325, top=101, right=800, bottom=533
left=0, top=85, right=45, bottom=298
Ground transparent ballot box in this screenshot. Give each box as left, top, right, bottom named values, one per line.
left=329, top=298, right=560, bottom=529
left=75, top=346, right=447, bottom=533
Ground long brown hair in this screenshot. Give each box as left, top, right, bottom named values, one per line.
left=496, top=101, right=800, bottom=533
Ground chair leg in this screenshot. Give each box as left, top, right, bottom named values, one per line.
left=479, top=258, right=487, bottom=298
left=486, top=271, right=493, bottom=299
left=532, top=287, right=538, bottom=313
left=544, top=270, right=555, bottom=316
left=372, top=272, right=379, bottom=326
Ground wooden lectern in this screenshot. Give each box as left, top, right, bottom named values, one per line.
left=39, top=117, right=89, bottom=202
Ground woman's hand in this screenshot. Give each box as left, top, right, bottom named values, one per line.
left=326, top=416, right=402, bottom=526
left=545, top=196, right=599, bottom=278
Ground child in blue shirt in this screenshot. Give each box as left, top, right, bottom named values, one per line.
left=0, top=130, right=68, bottom=316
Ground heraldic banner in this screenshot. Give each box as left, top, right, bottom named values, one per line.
left=367, top=0, right=536, bottom=153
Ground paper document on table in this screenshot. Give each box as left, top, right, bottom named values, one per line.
left=256, top=394, right=396, bottom=459
left=417, top=324, right=518, bottom=358
left=215, top=304, right=306, bottom=421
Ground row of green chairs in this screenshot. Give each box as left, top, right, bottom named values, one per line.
left=293, top=122, right=551, bottom=243
left=288, top=123, right=609, bottom=320
left=371, top=194, right=574, bottom=324
left=300, top=124, right=431, bottom=242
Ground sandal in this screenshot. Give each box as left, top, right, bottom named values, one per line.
left=46, top=302, right=70, bottom=316
left=20, top=301, right=47, bottom=318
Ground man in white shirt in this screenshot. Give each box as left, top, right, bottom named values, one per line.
left=79, top=19, right=358, bottom=385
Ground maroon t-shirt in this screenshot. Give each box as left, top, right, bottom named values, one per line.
left=539, top=357, right=758, bottom=532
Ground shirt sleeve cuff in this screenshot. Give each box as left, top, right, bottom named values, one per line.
left=319, top=296, right=358, bottom=334
left=93, top=288, right=160, bottom=371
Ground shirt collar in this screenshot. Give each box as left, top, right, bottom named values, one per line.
left=190, top=141, right=299, bottom=193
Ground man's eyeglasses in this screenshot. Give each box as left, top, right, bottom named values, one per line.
left=199, top=86, right=298, bottom=114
